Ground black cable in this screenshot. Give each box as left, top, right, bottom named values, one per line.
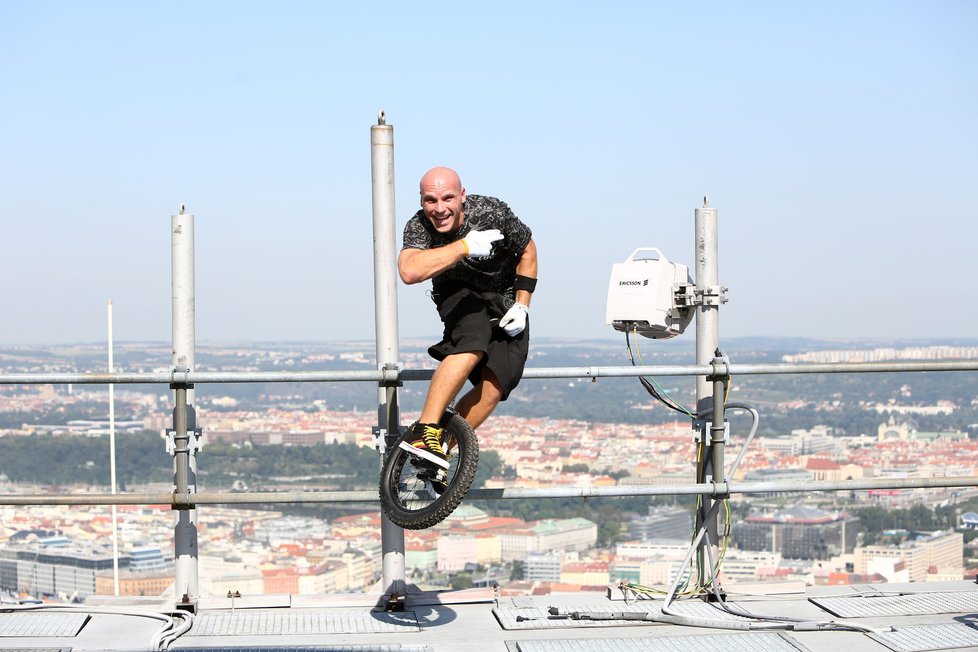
left=625, top=330, right=697, bottom=417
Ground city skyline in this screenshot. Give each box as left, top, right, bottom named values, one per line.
left=2, top=337, right=976, bottom=606
left=2, top=382, right=975, bottom=599
left=3, top=2, right=976, bottom=345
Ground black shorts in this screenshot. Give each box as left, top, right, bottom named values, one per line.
left=428, top=287, right=529, bottom=401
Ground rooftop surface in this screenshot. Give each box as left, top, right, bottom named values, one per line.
left=3, top=579, right=978, bottom=652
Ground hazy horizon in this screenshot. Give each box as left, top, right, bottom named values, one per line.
left=4, top=334, right=978, bottom=349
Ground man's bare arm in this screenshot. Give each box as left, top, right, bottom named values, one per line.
left=398, top=242, right=468, bottom=285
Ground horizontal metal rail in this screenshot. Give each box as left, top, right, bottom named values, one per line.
left=2, top=475, right=976, bottom=506
left=1, top=359, right=977, bottom=385
left=2, top=360, right=976, bottom=509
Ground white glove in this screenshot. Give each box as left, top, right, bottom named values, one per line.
left=499, top=302, right=529, bottom=337
left=462, top=229, right=503, bottom=257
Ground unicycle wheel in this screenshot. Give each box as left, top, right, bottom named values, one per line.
left=379, top=411, right=479, bottom=530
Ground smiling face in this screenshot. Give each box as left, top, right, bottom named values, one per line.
left=419, top=167, right=466, bottom=234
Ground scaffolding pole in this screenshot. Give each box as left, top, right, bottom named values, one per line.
left=694, top=197, right=722, bottom=592
left=171, top=205, right=199, bottom=606
left=370, top=111, right=406, bottom=598
left=4, top=359, right=976, bottom=386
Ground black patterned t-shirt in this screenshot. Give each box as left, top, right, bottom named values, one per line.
left=401, top=194, right=532, bottom=301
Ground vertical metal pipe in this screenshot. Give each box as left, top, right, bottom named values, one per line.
left=171, top=206, right=199, bottom=601
left=370, top=111, right=406, bottom=596
left=171, top=206, right=196, bottom=407
left=708, top=357, right=728, bottom=589
left=694, top=198, right=719, bottom=409
left=710, top=373, right=726, bottom=487
left=174, top=387, right=189, bottom=493
left=694, top=198, right=720, bottom=588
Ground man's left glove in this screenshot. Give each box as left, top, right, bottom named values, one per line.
left=499, top=303, right=529, bottom=337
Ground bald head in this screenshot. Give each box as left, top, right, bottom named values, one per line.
left=419, top=166, right=463, bottom=195
left=419, top=166, right=466, bottom=234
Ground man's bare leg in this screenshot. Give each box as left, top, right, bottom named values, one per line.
left=455, top=368, right=503, bottom=430
left=419, top=351, right=484, bottom=424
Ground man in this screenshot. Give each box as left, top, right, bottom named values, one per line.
left=398, top=166, right=538, bottom=477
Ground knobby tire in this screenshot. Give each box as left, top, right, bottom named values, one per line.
left=379, top=412, right=479, bottom=530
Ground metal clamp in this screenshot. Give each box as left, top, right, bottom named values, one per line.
left=373, top=424, right=406, bottom=453
left=711, top=480, right=731, bottom=500
left=708, top=352, right=731, bottom=381
left=691, top=420, right=729, bottom=445
left=379, top=362, right=402, bottom=388
left=372, top=426, right=387, bottom=453
left=165, top=428, right=203, bottom=455
left=170, top=366, right=192, bottom=386
left=683, top=285, right=728, bottom=307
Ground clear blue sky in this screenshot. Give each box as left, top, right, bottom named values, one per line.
left=2, top=1, right=975, bottom=345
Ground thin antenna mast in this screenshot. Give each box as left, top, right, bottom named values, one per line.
left=108, top=299, right=120, bottom=596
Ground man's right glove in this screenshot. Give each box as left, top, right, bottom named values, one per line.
left=461, top=229, right=503, bottom=258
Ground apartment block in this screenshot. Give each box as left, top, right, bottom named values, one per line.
left=628, top=506, right=692, bottom=542
left=856, top=530, right=963, bottom=582
left=1, top=538, right=128, bottom=600
left=525, top=552, right=561, bottom=582
left=733, top=505, right=859, bottom=560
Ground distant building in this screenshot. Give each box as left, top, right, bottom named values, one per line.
left=718, top=550, right=783, bottom=584
left=197, top=555, right=264, bottom=597
left=95, top=569, right=173, bottom=597
left=525, top=552, right=561, bottom=582
left=855, top=530, right=963, bottom=582
left=0, top=539, right=128, bottom=600
left=496, top=518, right=598, bottom=562
left=437, top=536, right=479, bottom=572
left=877, top=416, right=967, bottom=442
left=960, top=512, right=978, bottom=530
left=129, top=546, right=168, bottom=572
left=498, top=529, right=539, bottom=562
left=1, top=538, right=178, bottom=600
left=561, top=561, right=609, bottom=586
left=782, top=345, right=978, bottom=364
left=628, top=506, right=692, bottom=542
left=806, top=457, right=847, bottom=482
left=405, top=541, right=438, bottom=572
left=533, top=518, right=597, bottom=553
left=732, top=505, right=859, bottom=560
left=252, top=516, right=330, bottom=546
left=205, top=430, right=345, bottom=446
left=740, top=468, right=812, bottom=496
left=757, top=427, right=837, bottom=456
left=262, top=567, right=299, bottom=594
left=611, top=542, right=688, bottom=586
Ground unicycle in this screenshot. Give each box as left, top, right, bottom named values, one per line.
left=379, top=409, right=479, bottom=530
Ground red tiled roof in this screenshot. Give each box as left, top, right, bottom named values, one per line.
left=806, top=458, right=841, bottom=470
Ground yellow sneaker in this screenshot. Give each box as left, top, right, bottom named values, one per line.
left=399, top=423, right=449, bottom=470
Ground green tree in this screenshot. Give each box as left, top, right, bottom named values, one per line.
left=563, top=463, right=590, bottom=473
left=510, top=560, right=524, bottom=581
left=450, top=573, right=473, bottom=590
left=474, top=450, right=509, bottom=488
